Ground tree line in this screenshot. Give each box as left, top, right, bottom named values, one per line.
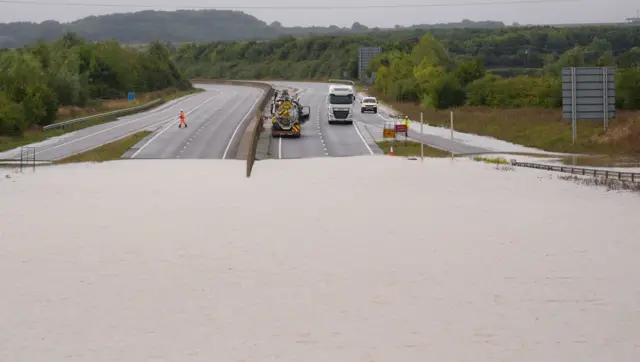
left=369, top=33, right=640, bottom=109
left=0, top=10, right=507, bottom=49
left=0, top=33, right=191, bottom=136
left=175, top=24, right=640, bottom=77
left=173, top=24, right=640, bottom=110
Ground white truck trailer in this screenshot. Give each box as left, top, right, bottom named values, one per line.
left=327, top=84, right=355, bottom=124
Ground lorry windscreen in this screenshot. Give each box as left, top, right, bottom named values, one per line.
left=329, top=94, right=353, bottom=104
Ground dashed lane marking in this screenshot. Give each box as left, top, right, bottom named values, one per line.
left=130, top=94, right=222, bottom=158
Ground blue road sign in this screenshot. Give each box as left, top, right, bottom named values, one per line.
left=127, top=92, right=135, bottom=101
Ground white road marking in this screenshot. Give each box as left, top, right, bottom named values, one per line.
left=38, top=91, right=219, bottom=157
left=130, top=94, right=221, bottom=158
left=52, top=124, right=155, bottom=161
left=222, top=89, right=265, bottom=160
left=278, top=137, right=282, bottom=159
left=352, top=121, right=374, bottom=156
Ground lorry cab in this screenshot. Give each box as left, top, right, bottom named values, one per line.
left=327, top=84, right=355, bottom=124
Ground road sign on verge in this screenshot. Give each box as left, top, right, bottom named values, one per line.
left=562, top=66, right=615, bottom=142
left=395, top=124, right=407, bottom=133
left=358, top=47, right=383, bottom=84
left=127, top=92, right=135, bottom=101
left=383, top=128, right=395, bottom=138
left=383, top=119, right=396, bottom=139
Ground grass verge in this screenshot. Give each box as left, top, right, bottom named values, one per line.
left=55, top=131, right=151, bottom=164
left=472, top=156, right=510, bottom=165
left=365, top=88, right=640, bottom=156
left=558, top=174, right=640, bottom=193
left=56, top=87, right=203, bottom=121
left=376, top=141, right=451, bottom=157
left=0, top=88, right=202, bottom=153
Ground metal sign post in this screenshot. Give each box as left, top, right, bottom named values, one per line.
left=571, top=67, right=577, bottom=144
left=420, top=112, right=424, bottom=162
left=450, top=111, right=454, bottom=141
left=450, top=111, right=454, bottom=159
left=603, top=67, right=609, bottom=132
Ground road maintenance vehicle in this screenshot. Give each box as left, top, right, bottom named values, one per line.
left=270, top=90, right=310, bottom=138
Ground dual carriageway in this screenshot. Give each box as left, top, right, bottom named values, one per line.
left=1, top=81, right=488, bottom=162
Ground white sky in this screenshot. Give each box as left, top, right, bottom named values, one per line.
left=0, top=0, right=637, bottom=26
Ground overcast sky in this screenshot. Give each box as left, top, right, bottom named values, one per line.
left=0, top=0, right=637, bottom=27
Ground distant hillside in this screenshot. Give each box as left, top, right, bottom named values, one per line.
left=0, top=9, right=508, bottom=48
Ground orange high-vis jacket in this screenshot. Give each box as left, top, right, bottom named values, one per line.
left=180, top=111, right=185, bottom=120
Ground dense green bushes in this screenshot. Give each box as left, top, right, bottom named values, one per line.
left=174, top=35, right=398, bottom=80
left=0, top=33, right=191, bottom=136
left=369, top=33, right=640, bottom=110
left=173, top=24, right=640, bottom=111
left=174, top=24, right=640, bottom=80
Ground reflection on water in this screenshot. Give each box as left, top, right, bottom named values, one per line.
left=557, top=155, right=640, bottom=168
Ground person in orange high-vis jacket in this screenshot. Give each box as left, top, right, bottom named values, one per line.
left=178, top=109, right=187, bottom=128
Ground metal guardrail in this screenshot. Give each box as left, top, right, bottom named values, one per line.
left=43, top=99, right=163, bottom=131
left=510, top=160, right=639, bottom=182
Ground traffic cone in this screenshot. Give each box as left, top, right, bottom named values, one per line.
left=389, top=145, right=394, bottom=156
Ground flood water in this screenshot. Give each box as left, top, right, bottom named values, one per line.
left=1, top=157, right=639, bottom=361
left=557, top=154, right=640, bottom=169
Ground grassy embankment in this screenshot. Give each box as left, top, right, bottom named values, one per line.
left=0, top=88, right=203, bottom=154
left=56, top=131, right=151, bottom=164
left=472, top=156, right=510, bottom=165
left=364, top=88, right=640, bottom=157
left=376, top=140, right=451, bottom=157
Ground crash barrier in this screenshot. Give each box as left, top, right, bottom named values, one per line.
left=43, top=99, right=164, bottom=131
left=247, top=84, right=274, bottom=177
left=20, top=147, right=36, bottom=172
left=190, top=79, right=273, bottom=177
left=510, top=160, right=640, bottom=183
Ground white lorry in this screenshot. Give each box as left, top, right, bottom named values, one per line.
left=327, top=84, right=355, bottom=124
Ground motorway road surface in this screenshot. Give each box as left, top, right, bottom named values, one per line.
left=266, top=82, right=379, bottom=159
left=130, top=85, right=263, bottom=159
left=265, top=81, right=488, bottom=158
left=0, top=84, right=263, bottom=161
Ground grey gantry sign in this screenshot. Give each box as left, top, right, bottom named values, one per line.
left=358, top=47, right=382, bottom=84
left=562, top=67, right=616, bottom=142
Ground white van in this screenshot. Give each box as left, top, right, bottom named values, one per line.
left=360, top=96, right=378, bottom=113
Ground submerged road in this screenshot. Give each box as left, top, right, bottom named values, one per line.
left=0, top=83, right=263, bottom=161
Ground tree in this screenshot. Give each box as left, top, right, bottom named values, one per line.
left=351, top=22, right=368, bottom=32
left=410, top=33, right=449, bottom=68
left=453, top=59, right=485, bottom=87
left=0, top=34, right=192, bottom=136
left=617, top=48, right=640, bottom=68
